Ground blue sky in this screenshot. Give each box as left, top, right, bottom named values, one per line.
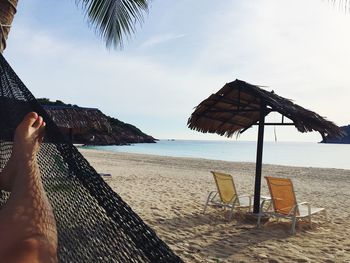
left=4, top=0, right=350, bottom=141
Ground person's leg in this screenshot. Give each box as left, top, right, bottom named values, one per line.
left=0, top=143, right=19, bottom=192
left=0, top=112, right=57, bottom=263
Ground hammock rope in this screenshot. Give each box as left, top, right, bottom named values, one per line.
left=0, top=54, right=182, bottom=263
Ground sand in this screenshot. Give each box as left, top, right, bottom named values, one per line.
left=79, top=148, right=350, bottom=263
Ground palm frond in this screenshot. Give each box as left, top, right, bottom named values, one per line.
left=328, top=0, right=350, bottom=12
left=76, top=0, right=149, bottom=48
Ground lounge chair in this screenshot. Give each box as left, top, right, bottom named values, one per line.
left=203, top=171, right=254, bottom=220
left=258, top=176, right=326, bottom=234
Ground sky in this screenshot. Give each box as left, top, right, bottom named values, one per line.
left=4, top=0, right=350, bottom=142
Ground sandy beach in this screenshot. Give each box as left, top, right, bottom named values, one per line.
left=79, top=148, right=350, bottom=263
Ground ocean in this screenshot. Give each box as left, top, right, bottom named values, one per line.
left=85, top=140, right=350, bottom=170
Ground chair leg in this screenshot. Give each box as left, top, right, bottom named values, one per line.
left=257, top=206, right=264, bottom=227
left=203, top=191, right=216, bottom=214
left=227, top=199, right=239, bottom=221
left=203, top=201, right=209, bottom=214
left=203, top=192, right=214, bottom=214
left=257, top=213, right=261, bottom=227
left=291, top=216, right=297, bottom=235
left=308, top=214, right=312, bottom=227
left=257, top=200, right=267, bottom=227
left=228, top=205, right=234, bottom=221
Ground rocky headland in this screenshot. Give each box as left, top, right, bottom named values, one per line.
left=39, top=98, right=156, bottom=146
left=321, top=125, right=350, bottom=144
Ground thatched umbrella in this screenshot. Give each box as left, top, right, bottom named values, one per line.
left=188, top=79, right=344, bottom=213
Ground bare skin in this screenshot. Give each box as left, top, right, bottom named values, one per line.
left=0, top=112, right=58, bottom=263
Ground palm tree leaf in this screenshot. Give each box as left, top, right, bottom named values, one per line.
left=328, top=0, right=350, bottom=11
left=76, top=0, right=149, bottom=48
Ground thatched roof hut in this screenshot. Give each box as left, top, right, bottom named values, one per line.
left=188, top=79, right=344, bottom=214
left=43, top=105, right=112, bottom=132
left=188, top=79, right=343, bottom=139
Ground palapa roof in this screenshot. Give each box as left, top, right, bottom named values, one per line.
left=43, top=105, right=112, bottom=132
left=188, top=79, right=343, bottom=138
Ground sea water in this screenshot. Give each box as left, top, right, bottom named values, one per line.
left=86, top=140, right=350, bottom=170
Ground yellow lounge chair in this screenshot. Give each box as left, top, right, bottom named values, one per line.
left=258, top=176, right=326, bottom=234
left=203, top=171, right=254, bottom=220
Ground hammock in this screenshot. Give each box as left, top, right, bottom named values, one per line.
left=0, top=54, right=182, bottom=263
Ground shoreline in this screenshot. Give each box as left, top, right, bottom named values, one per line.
left=79, top=148, right=350, bottom=262
left=79, top=146, right=350, bottom=171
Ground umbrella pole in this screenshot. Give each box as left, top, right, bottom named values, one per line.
left=253, top=104, right=266, bottom=214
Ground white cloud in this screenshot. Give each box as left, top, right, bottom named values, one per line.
left=139, top=33, right=186, bottom=48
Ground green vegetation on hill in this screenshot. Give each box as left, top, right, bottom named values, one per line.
left=107, top=116, right=146, bottom=138
left=37, top=98, right=78, bottom=107
left=106, top=115, right=156, bottom=144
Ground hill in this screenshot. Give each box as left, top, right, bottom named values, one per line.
left=38, top=98, right=156, bottom=145
left=321, top=125, right=350, bottom=144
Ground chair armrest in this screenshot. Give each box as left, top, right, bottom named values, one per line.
left=287, top=202, right=311, bottom=216
left=237, top=195, right=253, bottom=210
left=260, top=195, right=271, bottom=200
left=285, top=204, right=299, bottom=216
left=296, top=202, right=311, bottom=215
left=297, top=202, right=309, bottom=206
left=238, top=194, right=253, bottom=198
left=259, top=198, right=271, bottom=213
left=206, top=191, right=218, bottom=201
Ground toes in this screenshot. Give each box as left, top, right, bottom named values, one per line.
left=21, top=112, right=39, bottom=127
left=33, top=116, right=43, bottom=129
left=38, top=123, right=46, bottom=143
left=39, top=123, right=45, bottom=134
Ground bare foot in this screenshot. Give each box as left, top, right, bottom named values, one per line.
left=0, top=112, right=45, bottom=191
left=13, top=112, right=45, bottom=160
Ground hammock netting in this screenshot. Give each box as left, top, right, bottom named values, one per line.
left=0, top=54, right=182, bottom=263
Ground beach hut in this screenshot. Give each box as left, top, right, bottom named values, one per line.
left=188, top=79, right=343, bottom=214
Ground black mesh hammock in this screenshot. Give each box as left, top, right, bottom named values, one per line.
left=0, top=54, right=182, bottom=263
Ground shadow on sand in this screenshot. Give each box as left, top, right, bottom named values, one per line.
left=149, top=209, right=318, bottom=261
